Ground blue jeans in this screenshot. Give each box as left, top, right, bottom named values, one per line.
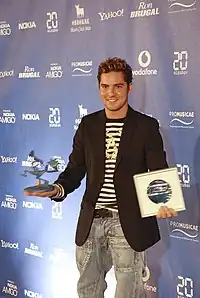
left=76, top=212, right=147, bottom=298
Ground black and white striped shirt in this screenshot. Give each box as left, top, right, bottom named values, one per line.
left=96, top=119, right=125, bottom=212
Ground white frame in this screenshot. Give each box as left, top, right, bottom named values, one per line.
left=133, top=167, right=186, bottom=218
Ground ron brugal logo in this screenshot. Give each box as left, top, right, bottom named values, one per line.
left=22, top=113, right=40, bottom=121
left=0, top=69, right=14, bottom=78
left=49, top=108, right=61, bottom=127
left=71, top=61, right=92, bottom=76
left=18, top=66, right=40, bottom=79
left=71, top=4, right=91, bottom=33
left=24, top=289, right=42, bottom=298
left=177, top=276, right=194, bottom=298
left=18, top=20, right=36, bottom=30
left=0, top=109, right=16, bottom=124
left=0, top=156, right=17, bottom=163
left=173, top=51, right=188, bottom=76
left=1, top=194, right=17, bottom=209
left=132, top=50, right=158, bottom=76
left=45, top=63, right=63, bottom=79
left=177, top=164, right=191, bottom=188
left=2, top=280, right=18, bottom=297
left=46, top=12, right=59, bottom=33
left=169, top=111, right=194, bottom=129
left=169, top=220, right=199, bottom=243
left=130, top=2, right=159, bottom=18
left=168, top=0, right=196, bottom=13
left=1, top=239, right=19, bottom=250
left=24, top=243, right=43, bottom=258
left=98, top=9, right=124, bottom=21
left=74, top=104, right=87, bottom=130
left=0, top=21, right=11, bottom=36
left=143, top=266, right=157, bottom=293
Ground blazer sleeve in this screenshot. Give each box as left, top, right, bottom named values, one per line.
left=53, top=118, right=86, bottom=199
left=145, top=118, right=168, bottom=171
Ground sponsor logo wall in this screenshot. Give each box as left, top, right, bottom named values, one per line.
left=0, top=1, right=199, bottom=298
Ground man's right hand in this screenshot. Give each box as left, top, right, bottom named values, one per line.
left=24, top=187, right=58, bottom=198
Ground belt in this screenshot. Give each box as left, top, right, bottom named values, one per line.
left=94, top=208, right=113, bottom=218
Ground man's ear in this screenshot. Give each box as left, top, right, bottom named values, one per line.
left=128, top=83, right=132, bottom=92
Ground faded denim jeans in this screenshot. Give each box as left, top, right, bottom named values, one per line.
left=76, top=212, right=147, bottom=298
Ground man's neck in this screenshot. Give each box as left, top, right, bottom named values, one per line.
left=105, top=106, right=128, bottom=119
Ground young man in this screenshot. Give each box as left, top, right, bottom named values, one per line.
left=25, top=57, right=177, bottom=298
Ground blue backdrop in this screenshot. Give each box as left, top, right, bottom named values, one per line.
left=0, top=0, right=200, bottom=297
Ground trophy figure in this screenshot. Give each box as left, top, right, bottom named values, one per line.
left=21, top=150, right=64, bottom=194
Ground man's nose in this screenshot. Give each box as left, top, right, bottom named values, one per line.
left=107, top=87, right=115, bottom=96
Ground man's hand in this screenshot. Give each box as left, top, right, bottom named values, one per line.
left=24, top=187, right=58, bottom=198
left=156, top=206, right=177, bottom=219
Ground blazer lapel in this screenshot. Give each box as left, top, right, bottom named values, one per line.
left=90, top=110, right=106, bottom=178
left=115, top=106, right=139, bottom=172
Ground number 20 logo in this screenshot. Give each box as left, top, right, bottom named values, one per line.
left=173, top=51, right=188, bottom=71
left=177, top=276, right=193, bottom=297
left=176, top=164, right=190, bottom=185
left=49, top=108, right=61, bottom=124
left=46, top=12, right=58, bottom=30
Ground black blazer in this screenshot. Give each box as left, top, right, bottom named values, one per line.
left=54, top=106, right=168, bottom=252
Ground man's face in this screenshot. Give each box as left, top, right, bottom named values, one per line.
left=99, top=71, right=132, bottom=113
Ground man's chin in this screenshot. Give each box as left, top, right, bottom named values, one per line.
left=106, top=104, right=121, bottom=112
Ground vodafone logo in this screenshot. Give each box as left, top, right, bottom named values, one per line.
left=142, top=266, right=150, bottom=282
left=138, top=50, right=151, bottom=68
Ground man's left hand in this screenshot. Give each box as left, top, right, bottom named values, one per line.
left=156, top=206, right=177, bottom=219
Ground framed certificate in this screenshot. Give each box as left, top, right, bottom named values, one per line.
left=133, top=167, right=186, bottom=218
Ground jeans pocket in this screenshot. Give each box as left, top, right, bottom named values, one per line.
left=76, top=239, right=93, bottom=272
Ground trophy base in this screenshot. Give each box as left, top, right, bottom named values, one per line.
left=24, top=184, right=54, bottom=193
